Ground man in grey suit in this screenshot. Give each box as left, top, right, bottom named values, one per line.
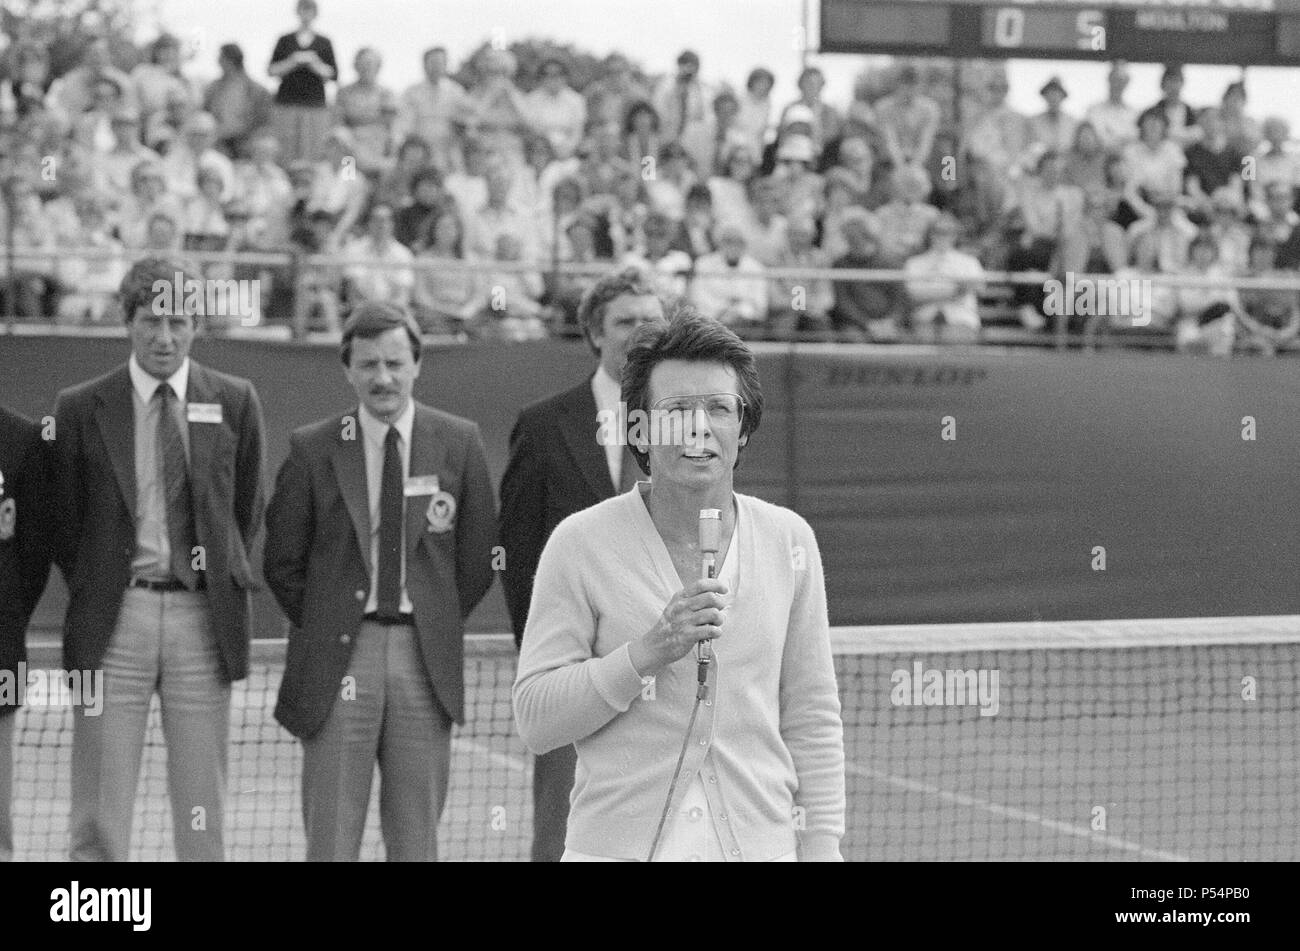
left=264, top=302, right=497, bottom=861
left=52, top=256, right=266, bottom=861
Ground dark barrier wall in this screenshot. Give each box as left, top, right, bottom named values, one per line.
left=2, top=335, right=1296, bottom=637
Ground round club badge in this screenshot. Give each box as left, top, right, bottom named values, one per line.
left=426, top=490, right=456, bottom=533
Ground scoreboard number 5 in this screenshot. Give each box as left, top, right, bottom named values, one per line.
left=1078, top=10, right=1105, bottom=51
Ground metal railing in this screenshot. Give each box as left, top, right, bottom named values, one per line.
left=4, top=245, right=1299, bottom=353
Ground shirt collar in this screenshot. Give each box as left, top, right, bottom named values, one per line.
left=359, top=398, right=415, bottom=449
left=129, top=353, right=190, bottom=404
left=591, top=363, right=621, bottom=413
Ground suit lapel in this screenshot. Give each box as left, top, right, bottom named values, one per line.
left=92, top=366, right=137, bottom=521
left=558, top=380, right=617, bottom=499
left=330, top=408, right=372, bottom=575
left=407, top=403, right=449, bottom=556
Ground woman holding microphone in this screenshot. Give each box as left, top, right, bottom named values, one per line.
left=513, top=309, right=845, bottom=861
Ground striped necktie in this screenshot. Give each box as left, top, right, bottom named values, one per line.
left=155, top=383, right=199, bottom=589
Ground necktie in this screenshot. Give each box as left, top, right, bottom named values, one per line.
left=677, top=83, right=690, bottom=138
left=377, top=425, right=404, bottom=616
left=619, top=445, right=641, bottom=493
left=155, top=383, right=199, bottom=589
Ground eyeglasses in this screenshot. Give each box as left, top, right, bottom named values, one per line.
left=651, top=393, right=746, bottom=429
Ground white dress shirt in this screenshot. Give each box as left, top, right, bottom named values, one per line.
left=358, top=400, right=415, bottom=615
left=591, top=364, right=624, bottom=491
left=128, top=354, right=190, bottom=580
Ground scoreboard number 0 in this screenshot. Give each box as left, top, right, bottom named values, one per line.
left=992, top=7, right=1025, bottom=47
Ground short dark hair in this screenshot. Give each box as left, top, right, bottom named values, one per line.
left=623, top=99, right=660, bottom=135
left=119, top=256, right=203, bottom=324
left=340, top=302, right=422, bottom=366
left=621, top=307, right=763, bottom=475
left=219, top=43, right=245, bottom=70
left=578, top=267, right=662, bottom=357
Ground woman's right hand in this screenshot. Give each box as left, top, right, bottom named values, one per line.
left=629, top=578, right=730, bottom=677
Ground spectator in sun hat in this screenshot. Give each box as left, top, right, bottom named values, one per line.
left=1027, top=75, right=1077, bottom=157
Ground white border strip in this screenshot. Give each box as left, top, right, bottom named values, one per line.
left=830, top=616, right=1300, bottom=655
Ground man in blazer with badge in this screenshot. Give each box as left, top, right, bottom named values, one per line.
left=265, top=301, right=496, bottom=862
left=51, top=256, right=266, bottom=861
left=498, top=267, right=666, bottom=861
left=0, top=406, right=55, bottom=862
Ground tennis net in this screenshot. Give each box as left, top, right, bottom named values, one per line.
left=11, top=617, right=1300, bottom=861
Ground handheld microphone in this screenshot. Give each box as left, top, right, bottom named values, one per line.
left=697, top=509, right=721, bottom=689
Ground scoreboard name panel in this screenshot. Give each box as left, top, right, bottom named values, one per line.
left=820, top=0, right=1300, bottom=64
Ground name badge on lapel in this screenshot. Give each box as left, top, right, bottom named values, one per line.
left=404, top=474, right=440, bottom=497
left=422, top=476, right=456, bottom=534
left=187, top=402, right=223, bottom=424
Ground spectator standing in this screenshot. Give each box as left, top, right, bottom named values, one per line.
left=656, top=50, right=711, bottom=146
left=965, top=72, right=1030, bottom=177
left=526, top=59, right=586, bottom=161
left=874, top=65, right=940, bottom=171
left=1184, top=108, right=1245, bottom=213
left=394, top=48, right=470, bottom=175
left=1085, top=62, right=1139, bottom=152
left=777, top=66, right=841, bottom=163
left=268, top=0, right=338, bottom=164
left=736, top=68, right=775, bottom=159
left=132, top=34, right=198, bottom=130
left=1219, top=81, right=1261, bottom=155
left=335, top=48, right=398, bottom=178
left=204, top=43, right=274, bottom=159
left=1139, top=64, right=1200, bottom=148
left=621, top=99, right=664, bottom=172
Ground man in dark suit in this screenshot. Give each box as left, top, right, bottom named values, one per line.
left=0, top=407, right=55, bottom=862
left=265, top=302, right=496, bottom=861
left=498, top=267, right=665, bottom=861
left=52, top=257, right=266, bottom=861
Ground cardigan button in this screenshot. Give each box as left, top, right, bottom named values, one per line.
left=354, top=589, right=365, bottom=601
left=730, top=849, right=740, bottom=856
left=688, top=807, right=703, bottom=822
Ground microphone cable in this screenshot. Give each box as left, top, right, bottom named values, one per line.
left=646, top=553, right=716, bottom=862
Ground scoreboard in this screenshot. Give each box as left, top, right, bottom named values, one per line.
left=819, top=0, right=1300, bottom=65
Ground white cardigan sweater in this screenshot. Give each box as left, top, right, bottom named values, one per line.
left=512, top=484, right=845, bottom=861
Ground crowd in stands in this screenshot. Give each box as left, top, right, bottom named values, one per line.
left=2, top=0, right=1300, bottom=353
